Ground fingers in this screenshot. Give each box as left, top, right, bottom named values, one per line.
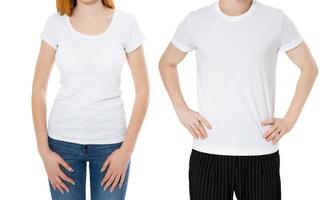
left=51, top=171, right=74, bottom=194
left=58, top=157, right=74, bottom=172
left=190, top=124, right=205, bottom=139
left=187, top=113, right=212, bottom=140
left=266, top=128, right=280, bottom=142
left=104, top=173, right=116, bottom=191
left=263, top=124, right=278, bottom=139
left=118, top=172, right=126, bottom=189
left=55, top=184, right=65, bottom=194
left=261, top=117, right=276, bottom=126
left=55, top=176, right=69, bottom=193
left=195, top=121, right=208, bottom=139
left=49, top=179, right=56, bottom=190
left=197, top=114, right=212, bottom=129
left=273, top=130, right=286, bottom=144
left=110, top=175, right=121, bottom=192
left=101, top=158, right=110, bottom=173
left=186, top=126, right=199, bottom=139
left=101, top=167, right=113, bottom=187
left=59, top=170, right=75, bottom=186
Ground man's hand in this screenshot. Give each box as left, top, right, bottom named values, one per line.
left=261, top=117, right=296, bottom=144
left=175, top=105, right=212, bottom=140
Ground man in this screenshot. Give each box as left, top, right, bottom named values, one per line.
left=159, top=0, right=318, bottom=199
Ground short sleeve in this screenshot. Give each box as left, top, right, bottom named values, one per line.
left=171, top=13, right=195, bottom=52
left=40, top=14, right=58, bottom=50
left=124, top=17, right=145, bottom=53
left=278, top=12, right=303, bottom=52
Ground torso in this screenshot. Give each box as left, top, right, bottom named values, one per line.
left=41, top=10, right=144, bottom=144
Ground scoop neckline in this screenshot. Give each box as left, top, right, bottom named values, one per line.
left=213, top=0, right=258, bottom=21
left=66, top=9, right=118, bottom=38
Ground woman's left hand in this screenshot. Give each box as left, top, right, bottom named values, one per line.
left=261, top=117, right=296, bottom=144
left=100, top=148, right=131, bottom=192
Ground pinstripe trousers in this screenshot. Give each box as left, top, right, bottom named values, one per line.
left=189, top=150, right=281, bottom=200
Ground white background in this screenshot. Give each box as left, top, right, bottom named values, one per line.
left=0, top=0, right=335, bottom=199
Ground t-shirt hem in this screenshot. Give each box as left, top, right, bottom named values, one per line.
left=193, top=143, right=279, bottom=156
left=279, top=37, right=303, bottom=52
left=171, top=39, right=193, bottom=52
left=48, top=133, right=124, bottom=145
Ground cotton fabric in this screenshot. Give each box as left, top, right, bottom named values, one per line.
left=41, top=10, right=145, bottom=144
left=172, top=1, right=303, bottom=155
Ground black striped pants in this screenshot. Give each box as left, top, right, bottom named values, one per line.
left=189, top=150, right=281, bottom=200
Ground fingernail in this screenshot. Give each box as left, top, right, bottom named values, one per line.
left=69, top=168, right=74, bottom=172
left=100, top=168, right=103, bottom=172
left=72, top=182, right=76, bottom=185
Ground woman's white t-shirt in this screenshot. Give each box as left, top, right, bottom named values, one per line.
left=41, top=10, right=145, bottom=144
left=172, top=1, right=303, bottom=155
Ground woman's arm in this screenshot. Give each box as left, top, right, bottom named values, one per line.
left=32, top=41, right=74, bottom=193
left=158, top=43, right=211, bottom=140
left=32, top=41, right=54, bottom=155
left=121, top=46, right=150, bottom=155
left=262, top=42, right=319, bottom=144
left=101, top=46, right=149, bottom=191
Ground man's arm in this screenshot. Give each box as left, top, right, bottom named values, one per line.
left=159, top=43, right=211, bottom=140
left=262, top=42, right=319, bottom=144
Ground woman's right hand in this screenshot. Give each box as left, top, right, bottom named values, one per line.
left=174, top=105, right=212, bottom=140
left=41, top=149, right=75, bottom=194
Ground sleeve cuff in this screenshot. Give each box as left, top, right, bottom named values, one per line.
left=279, top=37, right=303, bottom=52
left=171, top=39, right=193, bottom=52
left=40, top=34, right=57, bottom=50
left=125, top=37, right=146, bottom=53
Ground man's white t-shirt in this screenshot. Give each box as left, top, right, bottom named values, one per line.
left=172, top=1, right=303, bottom=155
left=41, top=10, right=145, bottom=144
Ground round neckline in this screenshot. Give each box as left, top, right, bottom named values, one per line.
left=214, top=0, right=258, bottom=21
left=66, top=9, right=118, bottom=38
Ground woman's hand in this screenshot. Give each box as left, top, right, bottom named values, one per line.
left=100, top=148, right=131, bottom=192
left=41, top=150, right=75, bottom=194
left=262, top=117, right=296, bottom=144
left=174, top=105, right=212, bottom=140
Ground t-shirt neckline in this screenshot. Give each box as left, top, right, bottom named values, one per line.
left=213, top=0, right=258, bottom=21
left=66, top=9, right=118, bottom=38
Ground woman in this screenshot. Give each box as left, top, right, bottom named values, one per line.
left=32, top=0, right=149, bottom=199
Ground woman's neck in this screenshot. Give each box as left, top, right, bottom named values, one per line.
left=72, top=0, right=107, bottom=18
left=219, top=0, right=253, bottom=16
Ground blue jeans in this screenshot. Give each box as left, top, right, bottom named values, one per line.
left=48, top=137, right=130, bottom=200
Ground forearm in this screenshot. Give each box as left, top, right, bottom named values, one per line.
left=32, top=89, right=50, bottom=156
left=284, top=66, right=318, bottom=123
left=121, top=89, right=149, bottom=155
left=159, top=62, right=188, bottom=111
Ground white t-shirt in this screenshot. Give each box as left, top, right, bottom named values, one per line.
left=41, top=10, right=145, bottom=144
left=172, top=1, right=303, bottom=155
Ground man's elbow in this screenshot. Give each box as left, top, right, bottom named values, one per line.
left=158, top=57, right=166, bottom=71
left=159, top=56, right=175, bottom=72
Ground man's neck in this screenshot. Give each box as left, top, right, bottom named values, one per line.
left=219, top=0, right=254, bottom=16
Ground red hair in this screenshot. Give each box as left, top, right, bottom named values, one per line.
left=57, top=0, right=115, bottom=16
